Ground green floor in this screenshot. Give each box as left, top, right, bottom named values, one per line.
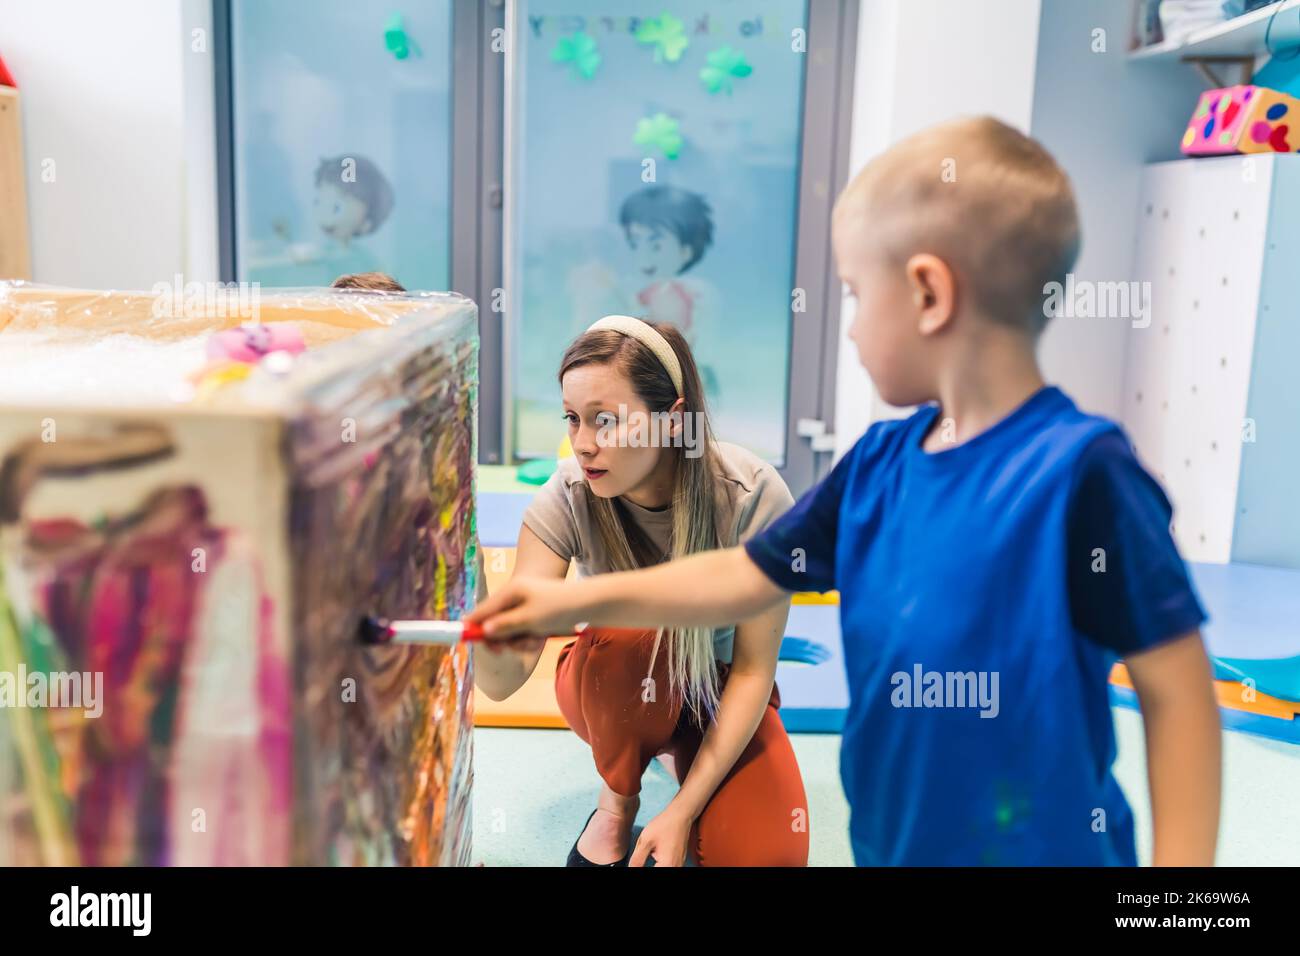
left=472, top=707, right=1300, bottom=866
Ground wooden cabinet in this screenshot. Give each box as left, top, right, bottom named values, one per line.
left=0, top=87, right=30, bottom=280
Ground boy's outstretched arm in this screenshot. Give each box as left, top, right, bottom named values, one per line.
left=466, top=546, right=789, bottom=638
left=1125, top=630, right=1221, bottom=866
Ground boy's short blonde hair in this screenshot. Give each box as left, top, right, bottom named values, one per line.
left=834, top=116, right=1080, bottom=335
left=331, top=272, right=406, bottom=293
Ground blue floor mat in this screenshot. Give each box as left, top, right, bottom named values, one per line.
left=474, top=484, right=1300, bottom=731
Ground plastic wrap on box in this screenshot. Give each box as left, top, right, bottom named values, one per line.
left=0, top=282, right=478, bottom=865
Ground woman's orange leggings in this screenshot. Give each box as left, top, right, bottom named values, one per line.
left=554, top=626, right=809, bottom=866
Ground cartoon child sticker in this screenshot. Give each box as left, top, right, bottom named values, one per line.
left=313, top=155, right=395, bottom=250
left=619, top=186, right=714, bottom=339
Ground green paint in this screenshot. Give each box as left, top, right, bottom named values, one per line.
left=992, top=780, right=1031, bottom=832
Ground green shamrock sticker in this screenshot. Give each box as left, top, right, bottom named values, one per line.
left=635, top=13, right=689, bottom=63
left=634, top=113, right=683, bottom=160
left=551, top=30, right=601, bottom=80
left=700, top=46, right=753, bottom=94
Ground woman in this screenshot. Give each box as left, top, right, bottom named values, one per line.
left=475, top=315, right=808, bottom=867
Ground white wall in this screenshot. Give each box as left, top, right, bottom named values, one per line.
left=0, top=0, right=216, bottom=289
left=832, top=0, right=1209, bottom=458
left=1031, top=0, right=1205, bottom=421
left=833, top=0, right=1044, bottom=458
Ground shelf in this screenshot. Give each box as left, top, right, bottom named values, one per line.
left=1130, top=0, right=1300, bottom=62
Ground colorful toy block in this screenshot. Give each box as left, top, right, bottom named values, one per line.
left=1182, top=84, right=1300, bottom=155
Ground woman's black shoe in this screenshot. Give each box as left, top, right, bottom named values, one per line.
left=565, top=809, right=632, bottom=867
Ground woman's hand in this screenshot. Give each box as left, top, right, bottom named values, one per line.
left=628, top=806, right=694, bottom=867
left=466, top=576, right=591, bottom=640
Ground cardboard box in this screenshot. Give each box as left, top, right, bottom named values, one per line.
left=0, top=284, right=479, bottom=865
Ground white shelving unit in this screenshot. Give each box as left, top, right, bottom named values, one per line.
left=1123, top=154, right=1300, bottom=569
left=1130, top=0, right=1300, bottom=62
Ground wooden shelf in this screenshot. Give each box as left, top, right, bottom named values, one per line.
left=1130, top=0, right=1300, bottom=62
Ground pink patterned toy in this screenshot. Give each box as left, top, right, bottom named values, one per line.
left=1182, top=85, right=1300, bottom=156
left=206, top=322, right=305, bottom=363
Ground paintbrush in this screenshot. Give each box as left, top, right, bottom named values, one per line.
left=358, top=616, right=570, bottom=647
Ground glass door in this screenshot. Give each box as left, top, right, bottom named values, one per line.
left=504, top=0, right=849, bottom=488
left=226, top=0, right=455, bottom=290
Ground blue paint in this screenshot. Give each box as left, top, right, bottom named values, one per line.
left=1268, top=101, right=1290, bottom=120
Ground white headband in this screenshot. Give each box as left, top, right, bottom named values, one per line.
left=585, top=315, right=684, bottom=398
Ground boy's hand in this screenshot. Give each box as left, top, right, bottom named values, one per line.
left=466, top=577, right=590, bottom=639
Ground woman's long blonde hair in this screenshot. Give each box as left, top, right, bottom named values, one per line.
left=559, top=322, right=727, bottom=725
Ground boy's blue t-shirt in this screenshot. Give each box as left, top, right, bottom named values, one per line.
left=745, top=386, right=1207, bottom=866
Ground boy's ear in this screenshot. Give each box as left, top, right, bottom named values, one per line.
left=906, top=254, right=955, bottom=336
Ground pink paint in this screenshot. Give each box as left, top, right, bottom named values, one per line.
left=207, top=323, right=305, bottom=363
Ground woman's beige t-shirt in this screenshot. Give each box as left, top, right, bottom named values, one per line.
left=521, top=441, right=795, bottom=663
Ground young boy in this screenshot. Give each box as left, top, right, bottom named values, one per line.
left=471, top=117, right=1222, bottom=866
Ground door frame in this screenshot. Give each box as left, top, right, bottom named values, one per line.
left=785, top=0, right=858, bottom=492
